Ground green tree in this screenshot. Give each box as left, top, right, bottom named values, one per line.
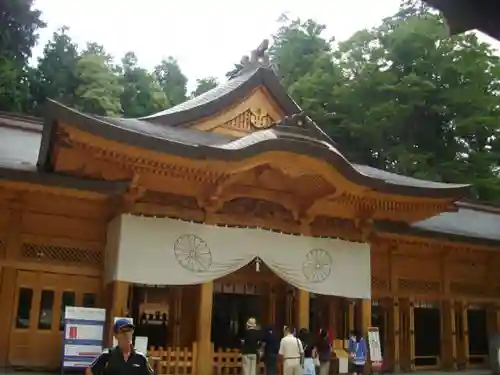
left=268, top=4, right=500, bottom=202
left=269, top=18, right=334, bottom=89
left=191, top=77, right=218, bottom=97
left=267, top=18, right=341, bottom=137
left=73, top=53, right=123, bottom=116
left=330, top=4, right=500, bottom=200
left=119, top=52, right=169, bottom=117
left=31, top=26, right=79, bottom=110
left=154, top=57, right=188, bottom=106
left=0, top=0, right=45, bottom=112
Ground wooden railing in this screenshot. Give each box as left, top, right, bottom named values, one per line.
left=212, top=347, right=268, bottom=375
left=148, top=344, right=197, bottom=374
left=147, top=344, right=343, bottom=375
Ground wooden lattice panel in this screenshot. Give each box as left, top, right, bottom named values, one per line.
left=21, top=242, right=102, bottom=268
left=398, top=278, right=441, bottom=294
left=450, top=282, right=491, bottom=297
left=371, top=276, right=390, bottom=292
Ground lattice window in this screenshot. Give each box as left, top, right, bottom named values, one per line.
left=450, top=282, right=490, bottom=297
left=398, top=278, right=440, bottom=294
left=371, top=276, right=389, bottom=291
left=21, top=242, right=102, bottom=268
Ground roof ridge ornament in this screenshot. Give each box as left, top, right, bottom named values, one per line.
left=230, top=39, right=271, bottom=79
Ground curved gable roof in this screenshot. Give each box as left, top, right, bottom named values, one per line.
left=39, top=100, right=470, bottom=200
left=140, top=66, right=300, bottom=126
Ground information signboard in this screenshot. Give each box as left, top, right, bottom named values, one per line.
left=62, top=306, right=106, bottom=369
left=367, top=327, right=383, bottom=371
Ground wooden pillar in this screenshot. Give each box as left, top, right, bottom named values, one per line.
left=409, top=298, right=415, bottom=371
left=285, top=287, right=294, bottom=327
left=0, top=267, right=16, bottom=365
left=460, top=300, right=469, bottom=369
left=441, top=299, right=457, bottom=369
left=173, top=287, right=183, bottom=346
left=268, top=286, right=276, bottom=324
left=105, top=280, right=130, bottom=346
left=296, top=288, right=310, bottom=330
left=496, top=304, right=500, bottom=335
left=360, top=299, right=371, bottom=336
left=328, top=297, right=336, bottom=338
left=440, top=251, right=456, bottom=370
left=348, top=299, right=355, bottom=332
left=196, top=281, right=213, bottom=375
left=0, top=203, right=22, bottom=365
left=393, top=297, right=400, bottom=372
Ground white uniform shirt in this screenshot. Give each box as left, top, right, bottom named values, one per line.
left=279, top=334, right=304, bottom=359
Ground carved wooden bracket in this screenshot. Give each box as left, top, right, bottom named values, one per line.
left=354, top=217, right=374, bottom=241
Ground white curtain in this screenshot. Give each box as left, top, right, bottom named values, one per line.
left=113, top=215, right=371, bottom=298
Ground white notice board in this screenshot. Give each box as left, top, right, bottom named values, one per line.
left=62, top=306, right=106, bottom=369
left=367, top=327, right=383, bottom=364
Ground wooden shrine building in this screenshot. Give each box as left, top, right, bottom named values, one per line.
left=0, top=45, right=500, bottom=374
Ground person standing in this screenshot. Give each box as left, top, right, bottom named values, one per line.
left=348, top=330, right=367, bottom=375
left=279, top=326, right=303, bottom=375
left=241, top=317, right=261, bottom=375
left=299, top=328, right=316, bottom=375
left=316, top=328, right=332, bottom=375
left=86, top=319, right=153, bottom=375
left=262, top=325, right=280, bottom=375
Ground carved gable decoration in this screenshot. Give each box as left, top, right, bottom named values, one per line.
left=192, top=87, right=284, bottom=136
left=221, top=108, right=274, bottom=132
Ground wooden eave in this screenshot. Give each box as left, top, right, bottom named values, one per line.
left=376, top=220, right=500, bottom=248
left=0, top=166, right=128, bottom=200
left=40, top=100, right=470, bottom=203
left=424, top=0, right=500, bottom=40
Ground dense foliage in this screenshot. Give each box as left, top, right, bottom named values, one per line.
left=2, top=0, right=500, bottom=202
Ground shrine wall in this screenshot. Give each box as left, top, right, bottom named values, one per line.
left=371, top=235, right=500, bottom=301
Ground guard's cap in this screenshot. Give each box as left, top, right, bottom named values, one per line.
left=113, top=318, right=135, bottom=333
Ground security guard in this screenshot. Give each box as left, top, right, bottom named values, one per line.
left=86, top=319, right=154, bottom=375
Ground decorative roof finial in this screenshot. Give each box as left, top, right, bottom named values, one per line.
left=231, top=39, right=271, bottom=79
left=250, top=39, right=270, bottom=66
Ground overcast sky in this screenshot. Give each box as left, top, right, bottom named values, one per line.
left=32, top=0, right=499, bottom=89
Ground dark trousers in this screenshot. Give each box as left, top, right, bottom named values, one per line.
left=265, top=355, right=278, bottom=375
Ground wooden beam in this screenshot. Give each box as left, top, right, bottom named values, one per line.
left=196, top=281, right=213, bottom=375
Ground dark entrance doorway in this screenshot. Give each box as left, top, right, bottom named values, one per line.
left=128, top=285, right=170, bottom=348
left=467, top=306, right=489, bottom=366
left=413, top=301, right=441, bottom=367
left=371, top=301, right=386, bottom=358
left=212, top=293, right=262, bottom=349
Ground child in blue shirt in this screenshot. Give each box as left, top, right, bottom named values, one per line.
left=348, top=330, right=367, bottom=375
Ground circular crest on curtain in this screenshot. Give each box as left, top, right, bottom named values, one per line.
left=174, top=234, right=213, bottom=272
left=302, top=248, right=332, bottom=283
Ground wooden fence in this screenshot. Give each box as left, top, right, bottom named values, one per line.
left=212, top=347, right=268, bottom=375
left=148, top=344, right=197, bottom=374
left=148, top=344, right=345, bottom=375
